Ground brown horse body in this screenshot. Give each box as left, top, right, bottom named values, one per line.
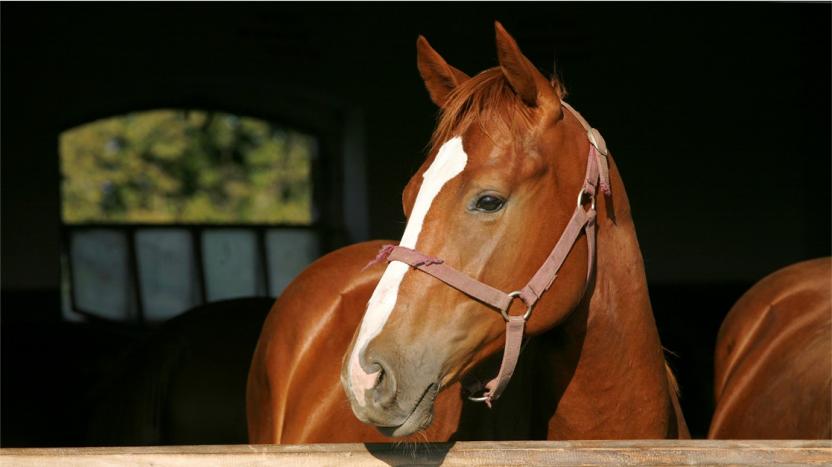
left=247, top=235, right=688, bottom=442
left=247, top=23, right=687, bottom=442
left=709, top=258, right=831, bottom=439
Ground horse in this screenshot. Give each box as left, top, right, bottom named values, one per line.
left=709, top=257, right=831, bottom=439
left=88, top=297, right=274, bottom=445
left=247, top=22, right=688, bottom=443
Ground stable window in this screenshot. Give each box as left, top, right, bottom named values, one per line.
left=60, top=110, right=322, bottom=323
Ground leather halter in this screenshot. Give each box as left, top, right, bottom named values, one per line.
left=370, top=102, right=611, bottom=407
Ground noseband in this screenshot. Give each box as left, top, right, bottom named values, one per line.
left=371, top=102, right=611, bottom=407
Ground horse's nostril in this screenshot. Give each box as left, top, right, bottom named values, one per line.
left=362, top=360, right=382, bottom=383
left=368, top=359, right=396, bottom=406
left=370, top=360, right=387, bottom=389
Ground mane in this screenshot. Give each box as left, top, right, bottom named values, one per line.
left=429, top=68, right=536, bottom=153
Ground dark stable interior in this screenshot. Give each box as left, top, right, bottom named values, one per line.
left=2, top=3, right=829, bottom=445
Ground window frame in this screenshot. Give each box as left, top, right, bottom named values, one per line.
left=58, top=102, right=361, bottom=325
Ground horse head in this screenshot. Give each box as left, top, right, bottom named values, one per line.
left=341, top=22, right=601, bottom=437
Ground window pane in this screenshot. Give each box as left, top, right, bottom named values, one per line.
left=136, top=229, right=200, bottom=321
left=69, top=230, right=134, bottom=320
left=203, top=229, right=263, bottom=301
left=266, top=229, right=320, bottom=296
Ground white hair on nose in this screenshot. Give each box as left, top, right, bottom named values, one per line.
left=347, top=136, right=468, bottom=405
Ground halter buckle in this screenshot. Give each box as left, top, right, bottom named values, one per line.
left=501, top=291, right=534, bottom=322
left=588, top=128, right=609, bottom=156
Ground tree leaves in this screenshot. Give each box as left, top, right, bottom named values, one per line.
left=61, top=110, right=314, bottom=224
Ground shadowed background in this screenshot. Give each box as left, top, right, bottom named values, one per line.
left=2, top=3, right=829, bottom=444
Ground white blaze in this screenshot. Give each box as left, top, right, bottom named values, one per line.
left=348, top=137, right=468, bottom=405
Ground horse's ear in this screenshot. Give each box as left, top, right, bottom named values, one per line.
left=494, top=21, right=561, bottom=112
left=417, top=35, right=470, bottom=107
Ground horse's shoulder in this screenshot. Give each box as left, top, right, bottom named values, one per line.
left=710, top=257, right=831, bottom=438
left=268, top=239, right=390, bottom=317
left=253, top=240, right=390, bottom=365
left=727, top=257, right=830, bottom=319
left=247, top=241, right=392, bottom=441
left=301, top=240, right=394, bottom=279
left=715, top=257, right=831, bottom=381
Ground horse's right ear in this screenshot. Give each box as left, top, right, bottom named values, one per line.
left=494, top=21, right=560, bottom=114
left=417, top=35, right=470, bottom=107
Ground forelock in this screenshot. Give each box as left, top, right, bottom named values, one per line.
left=429, top=68, right=535, bottom=154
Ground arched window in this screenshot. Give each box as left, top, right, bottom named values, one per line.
left=60, top=109, right=323, bottom=322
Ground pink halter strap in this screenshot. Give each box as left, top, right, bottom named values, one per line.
left=370, top=102, right=610, bottom=406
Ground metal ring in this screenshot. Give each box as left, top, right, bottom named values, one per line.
left=577, top=189, right=596, bottom=211
left=501, top=291, right=534, bottom=322
left=467, top=394, right=490, bottom=402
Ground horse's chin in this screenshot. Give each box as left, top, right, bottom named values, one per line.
left=376, top=383, right=438, bottom=438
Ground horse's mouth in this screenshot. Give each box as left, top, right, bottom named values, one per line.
left=376, top=383, right=438, bottom=437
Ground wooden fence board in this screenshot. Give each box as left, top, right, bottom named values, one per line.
left=2, top=440, right=830, bottom=466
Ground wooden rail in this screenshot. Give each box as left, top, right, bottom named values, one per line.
left=2, top=440, right=830, bottom=466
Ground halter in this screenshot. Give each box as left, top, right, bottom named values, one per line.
left=369, top=102, right=611, bottom=407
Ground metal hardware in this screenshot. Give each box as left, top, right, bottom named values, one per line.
left=577, top=189, right=596, bottom=211
left=501, top=290, right=534, bottom=322
left=588, top=128, right=608, bottom=156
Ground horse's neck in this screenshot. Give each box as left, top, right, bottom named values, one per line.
left=537, top=160, right=686, bottom=439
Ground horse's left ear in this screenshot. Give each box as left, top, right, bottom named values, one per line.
left=417, top=35, right=470, bottom=107
left=494, top=21, right=561, bottom=115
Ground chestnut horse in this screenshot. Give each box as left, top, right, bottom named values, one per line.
left=247, top=22, right=688, bottom=443
left=709, top=257, right=831, bottom=439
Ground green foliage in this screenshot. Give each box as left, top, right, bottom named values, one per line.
left=61, top=110, right=314, bottom=224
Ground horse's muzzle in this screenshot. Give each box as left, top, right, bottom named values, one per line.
left=341, top=351, right=440, bottom=436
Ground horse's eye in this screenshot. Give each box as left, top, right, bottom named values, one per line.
left=474, top=195, right=505, bottom=212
